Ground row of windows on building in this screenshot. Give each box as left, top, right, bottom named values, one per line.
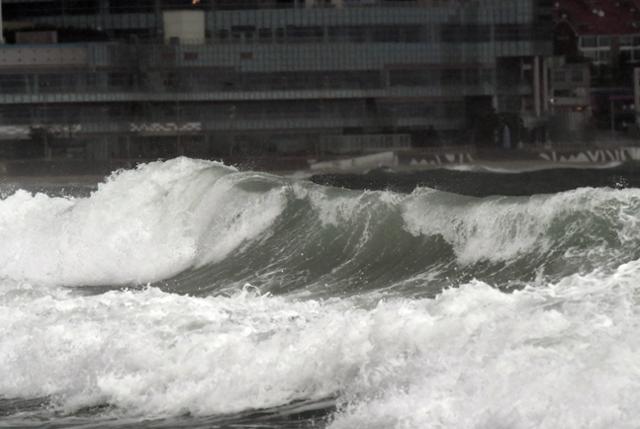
left=4, top=21, right=546, bottom=45
left=578, top=34, right=640, bottom=64
left=552, top=68, right=587, bottom=84
left=0, top=68, right=496, bottom=94
left=3, top=0, right=509, bottom=18
left=579, top=34, right=640, bottom=49
left=0, top=99, right=465, bottom=124
left=212, top=23, right=546, bottom=43
left=4, top=0, right=312, bottom=18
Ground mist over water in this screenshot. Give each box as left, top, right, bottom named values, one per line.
left=2, top=157, right=640, bottom=428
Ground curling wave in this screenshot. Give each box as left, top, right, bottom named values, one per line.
left=2, top=157, right=640, bottom=428
left=1, top=157, right=640, bottom=296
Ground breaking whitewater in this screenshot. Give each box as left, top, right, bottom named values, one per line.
left=3, top=157, right=640, bottom=428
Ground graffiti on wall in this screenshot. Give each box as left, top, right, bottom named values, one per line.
left=130, top=122, right=202, bottom=134
left=405, top=152, right=475, bottom=166
left=0, top=124, right=82, bottom=140
left=539, top=147, right=640, bottom=163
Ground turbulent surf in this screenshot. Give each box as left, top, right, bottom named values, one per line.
left=2, top=157, right=640, bottom=428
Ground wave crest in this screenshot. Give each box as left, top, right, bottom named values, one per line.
left=0, top=158, right=285, bottom=286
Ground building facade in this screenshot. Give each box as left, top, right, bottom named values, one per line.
left=549, top=56, right=590, bottom=141
left=553, top=0, right=640, bottom=137
left=554, top=0, right=640, bottom=67
left=0, top=0, right=552, bottom=161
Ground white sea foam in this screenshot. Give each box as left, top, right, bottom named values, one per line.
left=444, top=161, right=623, bottom=174
left=331, top=261, right=640, bottom=428
left=293, top=183, right=402, bottom=228
left=0, top=286, right=362, bottom=416
left=3, top=261, right=640, bottom=427
left=0, top=158, right=286, bottom=286
left=3, top=159, right=640, bottom=427
left=402, top=187, right=640, bottom=264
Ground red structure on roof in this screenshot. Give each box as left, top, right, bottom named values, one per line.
left=554, top=0, right=640, bottom=35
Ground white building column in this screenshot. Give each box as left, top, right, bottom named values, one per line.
left=533, top=56, right=541, bottom=118
left=542, top=57, right=549, bottom=114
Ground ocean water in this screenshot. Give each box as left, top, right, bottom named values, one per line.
left=2, top=157, right=640, bottom=428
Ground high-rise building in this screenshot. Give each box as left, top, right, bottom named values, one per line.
left=0, top=0, right=552, bottom=162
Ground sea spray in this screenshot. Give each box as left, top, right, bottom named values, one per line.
left=2, top=158, right=640, bottom=428
left=0, top=159, right=286, bottom=286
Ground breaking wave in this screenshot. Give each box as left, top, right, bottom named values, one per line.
left=2, top=157, right=640, bottom=428
left=1, top=157, right=639, bottom=294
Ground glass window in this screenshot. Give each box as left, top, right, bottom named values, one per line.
left=494, top=24, right=531, bottom=42
left=553, top=70, right=566, bottom=82
left=258, top=28, right=272, bottom=42
left=110, top=0, right=154, bottom=14
left=231, top=26, right=256, bottom=40
left=286, top=26, right=323, bottom=43
left=620, top=35, right=633, bottom=46
left=583, top=50, right=597, bottom=60
left=598, top=50, right=611, bottom=62
left=581, top=36, right=597, bottom=48
left=441, top=69, right=463, bottom=85
left=5, top=1, right=64, bottom=19
left=390, top=70, right=433, bottom=87
left=372, top=26, right=400, bottom=43
left=465, top=69, right=480, bottom=85
left=571, top=69, right=583, bottom=83
left=480, top=69, right=493, bottom=84
left=0, top=74, right=26, bottom=94
left=598, top=36, right=611, bottom=47
left=328, top=26, right=366, bottom=43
